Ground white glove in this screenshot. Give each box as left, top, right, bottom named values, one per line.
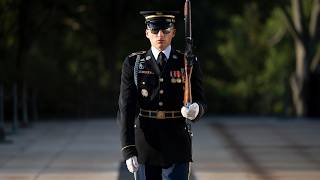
left=181, top=103, right=199, bottom=120
left=125, top=156, right=139, bottom=173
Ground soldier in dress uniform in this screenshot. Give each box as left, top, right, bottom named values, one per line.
left=118, top=10, right=206, bottom=180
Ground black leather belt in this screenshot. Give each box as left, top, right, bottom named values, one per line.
left=139, top=109, right=182, bottom=119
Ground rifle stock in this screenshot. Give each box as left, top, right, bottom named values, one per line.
left=183, top=0, right=193, bottom=107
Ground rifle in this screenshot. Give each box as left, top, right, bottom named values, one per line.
left=183, top=0, right=194, bottom=108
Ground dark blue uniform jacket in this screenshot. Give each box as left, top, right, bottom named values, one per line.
left=118, top=48, right=206, bottom=167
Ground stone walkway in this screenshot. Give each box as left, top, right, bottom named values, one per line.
left=0, top=117, right=320, bottom=180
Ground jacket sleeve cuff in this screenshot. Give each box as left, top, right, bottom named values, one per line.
left=192, top=102, right=206, bottom=122
left=121, top=145, right=138, bottom=160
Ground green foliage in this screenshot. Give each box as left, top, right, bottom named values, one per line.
left=216, top=3, right=294, bottom=115
left=0, top=0, right=19, bottom=83
left=0, top=0, right=300, bottom=117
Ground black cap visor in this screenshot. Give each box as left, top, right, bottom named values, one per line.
left=147, top=20, right=174, bottom=29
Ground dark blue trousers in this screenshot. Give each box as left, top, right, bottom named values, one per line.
left=135, top=163, right=190, bottom=180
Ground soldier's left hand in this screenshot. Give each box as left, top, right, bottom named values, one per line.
left=181, top=103, right=199, bottom=120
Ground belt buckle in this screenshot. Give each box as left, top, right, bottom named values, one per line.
left=156, top=111, right=165, bottom=119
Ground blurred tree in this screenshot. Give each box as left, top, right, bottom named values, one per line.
left=0, top=0, right=20, bottom=84
left=3, top=0, right=316, bottom=118
left=279, top=0, right=320, bottom=117
left=216, top=2, right=293, bottom=115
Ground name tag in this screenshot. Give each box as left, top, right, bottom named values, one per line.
left=138, top=70, right=154, bottom=75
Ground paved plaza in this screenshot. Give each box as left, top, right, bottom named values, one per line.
left=1, top=117, right=320, bottom=180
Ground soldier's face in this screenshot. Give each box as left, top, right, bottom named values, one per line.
left=146, top=28, right=176, bottom=51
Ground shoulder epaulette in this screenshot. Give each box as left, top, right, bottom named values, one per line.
left=129, top=51, right=146, bottom=58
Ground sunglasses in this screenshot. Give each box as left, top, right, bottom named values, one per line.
left=148, top=27, right=173, bottom=34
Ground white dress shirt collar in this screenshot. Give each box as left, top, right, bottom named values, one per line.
left=151, top=45, right=171, bottom=61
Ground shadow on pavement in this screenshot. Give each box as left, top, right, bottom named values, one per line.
left=212, top=123, right=274, bottom=180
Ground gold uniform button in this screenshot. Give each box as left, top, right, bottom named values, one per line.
left=159, top=90, right=164, bottom=94
left=142, top=81, right=146, bottom=85
left=159, top=78, right=164, bottom=82
left=159, top=102, right=163, bottom=106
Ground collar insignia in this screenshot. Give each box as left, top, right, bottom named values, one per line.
left=173, top=55, right=178, bottom=59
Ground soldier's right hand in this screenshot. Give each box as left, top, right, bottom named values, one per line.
left=181, top=103, right=199, bottom=120
left=125, top=156, right=139, bottom=173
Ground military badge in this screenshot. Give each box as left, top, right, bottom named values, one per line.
left=139, top=63, right=144, bottom=69
left=173, top=55, right=178, bottom=59
left=141, top=89, right=148, bottom=97
left=146, top=56, right=151, bottom=60
left=176, top=71, right=182, bottom=83
left=170, top=71, right=176, bottom=83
